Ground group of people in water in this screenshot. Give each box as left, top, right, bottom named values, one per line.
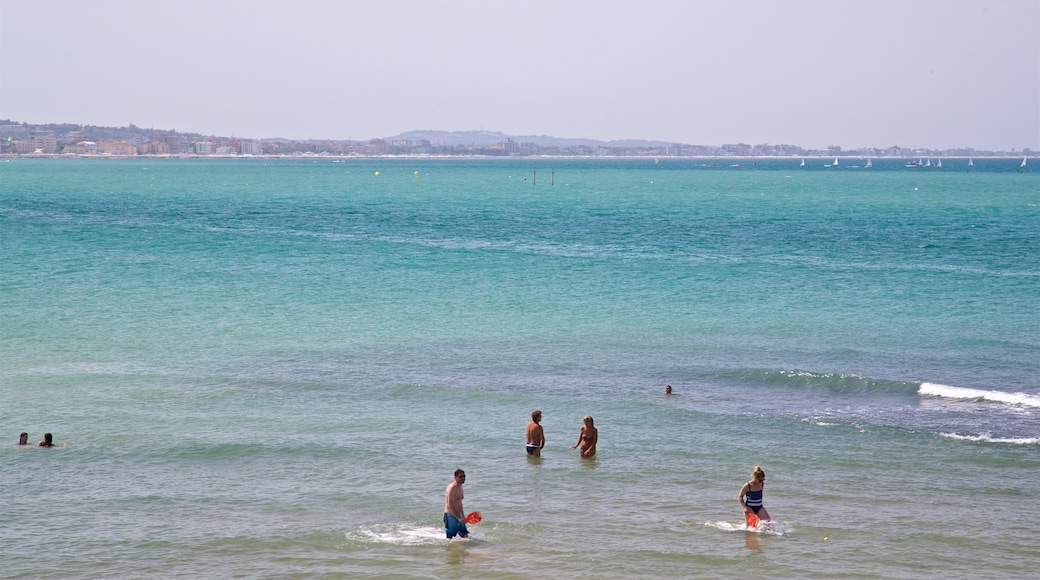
left=524, top=409, right=598, bottom=458
left=445, top=388, right=771, bottom=539
left=444, top=409, right=601, bottom=539
left=17, top=432, right=56, bottom=447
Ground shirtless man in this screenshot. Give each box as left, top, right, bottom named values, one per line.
left=525, top=410, right=545, bottom=456
left=443, top=469, right=469, bottom=539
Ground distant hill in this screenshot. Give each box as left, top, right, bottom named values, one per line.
left=387, top=129, right=677, bottom=148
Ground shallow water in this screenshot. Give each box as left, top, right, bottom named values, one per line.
left=2, top=157, right=1038, bottom=578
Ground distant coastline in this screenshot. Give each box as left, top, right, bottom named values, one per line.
left=1, top=119, right=1034, bottom=159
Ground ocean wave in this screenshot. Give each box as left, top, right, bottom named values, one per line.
left=939, top=432, right=1040, bottom=445
left=8, top=361, right=163, bottom=377
left=717, top=367, right=918, bottom=394
left=919, top=383, right=1040, bottom=408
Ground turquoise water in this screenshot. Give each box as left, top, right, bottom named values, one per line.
left=2, top=157, right=1038, bottom=578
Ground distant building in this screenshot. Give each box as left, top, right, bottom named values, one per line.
left=163, top=135, right=183, bottom=154
left=98, top=140, right=136, bottom=155
left=365, top=139, right=388, bottom=155
left=137, top=140, right=168, bottom=155
left=240, top=140, right=263, bottom=155
left=721, top=143, right=751, bottom=156
left=64, top=141, right=99, bottom=155
left=32, top=131, right=57, bottom=154
left=193, top=141, right=213, bottom=155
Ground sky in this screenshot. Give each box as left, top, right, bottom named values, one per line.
left=2, top=0, right=1038, bottom=150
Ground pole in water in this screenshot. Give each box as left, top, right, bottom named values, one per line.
left=551, top=169, right=554, bottom=186
left=533, top=170, right=536, bottom=186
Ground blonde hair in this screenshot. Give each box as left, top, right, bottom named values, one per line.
left=752, top=466, right=765, bottom=482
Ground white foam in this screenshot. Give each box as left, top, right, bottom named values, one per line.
left=939, top=432, right=1040, bottom=445
left=919, top=382, right=1040, bottom=408
left=703, top=520, right=790, bottom=536
left=349, top=525, right=449, bottom=545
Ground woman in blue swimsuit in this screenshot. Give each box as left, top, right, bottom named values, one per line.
left=739, top=466, right=771, bottom=521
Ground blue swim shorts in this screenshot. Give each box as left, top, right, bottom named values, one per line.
left=443, top=513, right=469, bottom=539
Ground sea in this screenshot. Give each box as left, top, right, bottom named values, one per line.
left=1, top=156, right=1037, bottom=579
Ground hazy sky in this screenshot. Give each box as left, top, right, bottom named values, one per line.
left=2, top=1, right=1038, bottom=150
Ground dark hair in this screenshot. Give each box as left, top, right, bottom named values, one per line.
left=532, top=410, right=542, bottom=420
left=454, top=469, right=465, bottom=477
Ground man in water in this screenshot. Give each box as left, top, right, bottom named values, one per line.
left=665, top=385, right=673, bottom=395
left=443, top=469, right=469, bottom=539
left=526, top=410, right=545, bottom=456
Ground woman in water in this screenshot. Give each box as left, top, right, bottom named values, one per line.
left=570, top=415, right=598, bottom=457
left=38, top=433, right=55, bottom=448
left=739, top=466, right=771, bottom=522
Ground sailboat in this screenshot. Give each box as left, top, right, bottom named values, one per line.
left=864, top=158, right=873, bottom=169
left=968, top=158, right=974, bottom=167
left=925, top=159, right=931, bottom=167
left=936, top=158, right=942, bottom=168
left=799, top=159, right=805, bottom=167
left=825, top=157, right=838, bottom=168
left=1021, top=157, right=1027, bottom=168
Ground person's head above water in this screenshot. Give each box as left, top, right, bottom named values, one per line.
left=751, top=466, right=765, bottom=482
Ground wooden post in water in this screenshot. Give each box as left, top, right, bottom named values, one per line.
left=533, top=170, right=536, bottom=186
left=551, top=169, right=554, bottom=186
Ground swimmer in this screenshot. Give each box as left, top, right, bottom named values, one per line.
left=665, top=385, right=672, bottom=395
left=526, top=410, right=545, bottom=456
left=739, top=466, right=771, bottom=522
left=443, top=469, right=469, bottom=539
left=18, top=432, right=29, bottom=445
left=570, top=415, right=598, bottom=458
left=38, top=433, right=55, bottom=448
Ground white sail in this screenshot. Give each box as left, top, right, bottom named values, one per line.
left=1022, top=157, right=1027, bottom=168
left=968, top=158, right=974, bottom=167
left=800, top=159, right=805, bottom=167
left=865, top=158, right=872, bottom=168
